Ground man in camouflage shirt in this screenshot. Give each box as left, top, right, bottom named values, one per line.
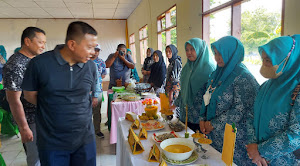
left=3, top=27, right=46, bottom=166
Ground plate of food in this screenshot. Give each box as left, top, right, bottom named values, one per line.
left=121, top=94, right=141, bottom=101
left=162, top=150, right=198, bottom=165
left=141, top=120, right=165, bottom=131
left=168, top=120, right=185, bottom=132
left=197, top=138, right=213, bottom=144
left=152, top=131, right=180, bottom=143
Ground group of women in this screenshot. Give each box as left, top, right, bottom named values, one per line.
left=141, top=35, right=300, bottom=166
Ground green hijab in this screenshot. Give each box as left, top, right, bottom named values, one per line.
left=180, top=38, right=216, bottom=105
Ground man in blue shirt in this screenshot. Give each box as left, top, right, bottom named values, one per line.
left=105, top=44, right=135, bottom=89
left=91, top=43, right=107, bottom=138
left=22, top=21, right=98, bottom=166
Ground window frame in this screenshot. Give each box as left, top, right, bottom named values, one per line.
left=202, top=0, right=285, bottom=44
left=139, top=25, right=149, bottom=65
left=129, top=33, right=136, bottom=63
left=157, top=5, right=177, bottom=65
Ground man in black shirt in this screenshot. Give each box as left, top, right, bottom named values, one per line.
left=22, top=21, right=98, bottom=166
left=3, top=27, right=46, bottom=166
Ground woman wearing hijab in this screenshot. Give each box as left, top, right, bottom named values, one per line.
left=148, top=50, right=166, bottom=93
left=246, top=35, right=300, bottom=166
left=142, top=48, right=154, bottom=83
left=0, top=45, right=7, bottom=83
left=165, top=44, right=182, bottom=109
left=174, top=38, right=215, bottom=131
left=199, top=36, right=259, bottom=165
left=127, top=49, right=140, bottom=82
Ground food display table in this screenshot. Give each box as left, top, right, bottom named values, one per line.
left=108, top=89, right=160, bottom=144
left=116, top=117, right=237, bottom=166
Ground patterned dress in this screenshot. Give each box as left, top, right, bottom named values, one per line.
left=175, top=85, right=206, bottom=125
left=200, top=70, right=259, bottom=166
left=165, top=57, right=182, bottom=109
left=247, top=92, right=300, bottom=166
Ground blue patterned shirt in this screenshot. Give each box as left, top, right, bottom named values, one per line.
left=93, top=57, right=107, bottom=92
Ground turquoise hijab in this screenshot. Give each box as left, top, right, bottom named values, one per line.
left=202, top=36, right=249, bottom=120
left=180, top=38, right=216, bottom=106
left=254, top=35, right=300, bottom=141
left=14, top=47, right=21, bottom=53
left=0, top=45, right=7, bottom=63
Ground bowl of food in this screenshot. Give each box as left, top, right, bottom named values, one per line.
left=160, top=138, right=195, bottom=161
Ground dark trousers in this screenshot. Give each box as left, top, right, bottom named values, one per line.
left=39, top=140, right=96, bottom=166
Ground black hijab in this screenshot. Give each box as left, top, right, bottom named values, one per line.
left=143, top=48, right=154, bottom=70
left=149, top=50, right=166, bottom=87
left=166, top=44, right=179, bottom=63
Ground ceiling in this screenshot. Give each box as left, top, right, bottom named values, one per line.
left=0, top=0, right=142, bottom=19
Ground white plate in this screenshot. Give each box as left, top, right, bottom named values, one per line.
left=162, top=150, right=198, bottom=165
left=152, top=131, right=180, bottom=143
left=141, top=120, right=165, bottom=131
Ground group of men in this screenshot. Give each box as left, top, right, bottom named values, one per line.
left=2, top=21, right=135, bottom=166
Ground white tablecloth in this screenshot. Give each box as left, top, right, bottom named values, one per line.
left=116, top=117, right=236, bottom=166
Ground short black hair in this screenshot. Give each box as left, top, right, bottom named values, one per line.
left=65, top=21, right=97, bottom=43
left=21, top=27, right=46, bottom=46
left=117, top=44, right=126, bottom=49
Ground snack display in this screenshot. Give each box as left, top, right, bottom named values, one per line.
left=169, top=121, right=185, bottom=132
left=148, top=144, right=160, bottom=162
left=198, top=138, right=213, bottom=144
left=125, top=112, right=137, bottom=122
left=139, top=113, right=158, bottom=121
left=122, top=95, right=141, bottom=101
left=131, top=119, right=140, bottom=130
left=140, top=98, right=160, bottom=120
left=152, top=131, right=179, bottom=143
left=191, top=130, right=206, bottom=139
left=141, top=120, right=165, bottom=131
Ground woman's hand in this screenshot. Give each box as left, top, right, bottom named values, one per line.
left=200, top=121, right=206, bottom=134
left=246, top=143, right=268, bottom=166
left=204, top=121, right=214, bottom=134
left=252, top=157, right=268, bottom=166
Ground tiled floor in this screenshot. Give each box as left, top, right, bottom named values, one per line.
left=0, top=91, right=117, bottom=166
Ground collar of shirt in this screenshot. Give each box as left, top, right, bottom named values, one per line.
left=54, top=44, right=84, bottom=68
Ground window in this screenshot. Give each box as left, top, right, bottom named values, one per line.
left=202, top=0, right=283, bottom=84
left=139, top=25, right=148, bottom=65
left=157, top=5, right=177, bottom=64
left=129, top=34, right=136, bottom=63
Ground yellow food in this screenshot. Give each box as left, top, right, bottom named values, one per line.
left=164, top=144, right=192, bottom=153
left=138, top=115, right=149, bottom=121
left=145, top=106, right=158, bottom=117
left=198, top=138, right=212, bottom=144
left=125, top=114, right=135, bottom=122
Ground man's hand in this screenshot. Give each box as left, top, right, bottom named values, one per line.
left=92, top=97, right=98, bottom=108
left=19, top=126, right=33, bottom=143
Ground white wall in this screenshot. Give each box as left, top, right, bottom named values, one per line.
left=0, top=19, right=127, bottom=63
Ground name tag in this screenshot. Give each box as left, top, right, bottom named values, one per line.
left=203, top=88, right=212, bottom=106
